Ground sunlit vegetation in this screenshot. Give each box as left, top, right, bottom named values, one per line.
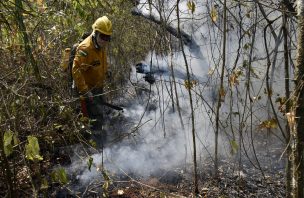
left=1, top=0, right=304, bottom=197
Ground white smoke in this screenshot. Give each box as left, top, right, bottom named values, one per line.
left=68, top=0, right=289, bottom=185
left=73, top=53, right=217, bottom=184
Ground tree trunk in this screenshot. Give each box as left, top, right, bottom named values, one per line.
left=214, top=0, right=227, bottom=177
left=176, top=0, right=199, bottom=195
left=283, top=7, right=292, bottom=197
left=294, top=0, right=304, bottom=197
left=15, top=0, right=41, bottom=81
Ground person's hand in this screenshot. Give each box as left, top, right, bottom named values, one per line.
left=80, top=91, right=93, bottom=102
left=86, top=91, right=93, bottom=102
left=144, top=73, right=155, bottom=84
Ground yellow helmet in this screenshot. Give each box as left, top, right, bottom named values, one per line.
left=92, top=16, right=112, bottom=36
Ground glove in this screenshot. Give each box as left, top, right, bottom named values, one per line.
left=144, top=73, right=155, bottom=84
left=86, top=91, right=94, bottom=102
left=80, top=91, right=93, bottom=102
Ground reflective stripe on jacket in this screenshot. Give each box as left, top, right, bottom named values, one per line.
left=72, top=34, right=108, bottom=93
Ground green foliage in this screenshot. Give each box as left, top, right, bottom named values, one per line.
left=242, top=60, right=249, bottom=68
left=184, top=80, right=198, bottom=90
left=87, top=156, right=94, bottom=171
left=25, top=136, right=43, bottom=161
left=259, top=118, right=278, bottom=129
left=229, top=69, right=243, bottom=87
left=51, top=168, right=69, bottom=185
left=230, top=140, right=238, bottom=155
left=243, top=43, right=251, bottom=50
left=89, top=139, right=97, bottom=148
left=102, top=169, right=112, bottom=197
left=40, top=178, right=49, bottom=190
left=187, top=1, right=196, bottom=14
left=0, top=0, right=163, bottom=196
left=0, top=0, right=298, bottom=196
left=3, top=131, right=14, bottom=157
left=210, top=6, right=218, bottom=22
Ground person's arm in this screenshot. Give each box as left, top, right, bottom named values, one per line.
left=72, top=48, right=90, bottom=93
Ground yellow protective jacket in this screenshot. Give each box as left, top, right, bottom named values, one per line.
left=72, top=34, right=108, bottom=93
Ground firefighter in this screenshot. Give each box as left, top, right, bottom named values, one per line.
left=72, top=16, right=112, bottom=132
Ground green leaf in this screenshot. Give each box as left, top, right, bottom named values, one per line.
left=54, top=123, right=63, bottom=130
left=184, top=80, right=197, bottom=90
left=89, top=139, right=97, bottom=148
left=25, top=136, right=43, bottom=161
left=230, top=140, right=238, bottom=155
left=102, top=169, right=112, bottom=186
left=40, top=178, right=49, bottom=190
left=187, top=1, right=196, bottom=14
left=4, top=131, right=13, bottom=156
left=243, top=43, right=251, bottom=50
left=101, top=168, right=111, bottom=197
left=103, top=180, right=109, bottom=191
left=87, top=157, right=93, bottom=171
left=259, top=118, right=278, bottom=129
left=242, top=60, right=249, bottom=68
left=210, top=6, right=218, bottom=22
left=51, top=168, right=68, bottom=185
left=13, top=134, right=19, bottom=145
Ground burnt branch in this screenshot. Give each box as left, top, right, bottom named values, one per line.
left=131, top=8, right=200, bottom=52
